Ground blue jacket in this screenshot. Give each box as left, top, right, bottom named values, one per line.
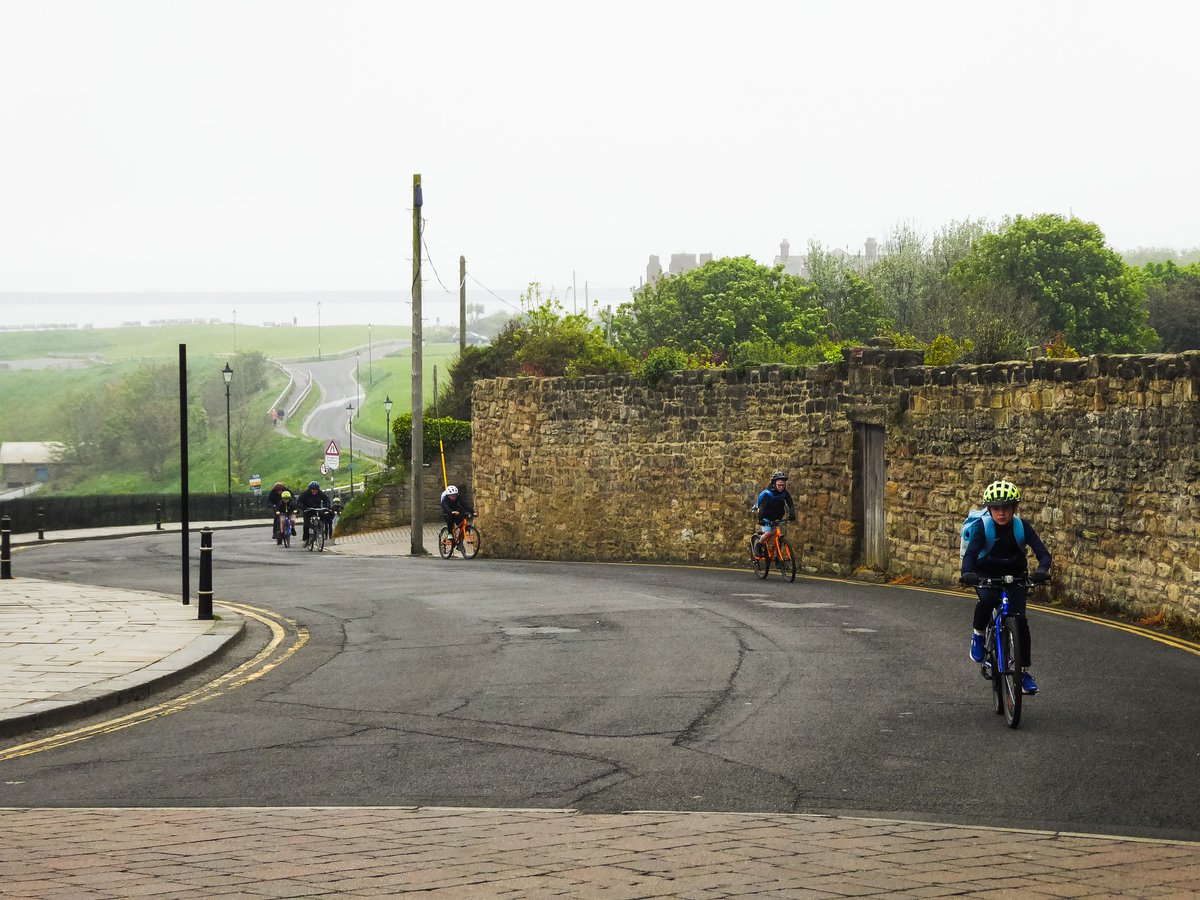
left=755, top=487, right=796, bottom=524
left=961, top=517, right=1052, bottom=577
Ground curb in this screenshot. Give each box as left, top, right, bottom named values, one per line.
left=0, top=614, right=246, bottom=741
left=10, top=522, right=266, bottom=546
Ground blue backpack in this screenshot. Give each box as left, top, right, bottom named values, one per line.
left=960, top=508, right=1025, bottom=559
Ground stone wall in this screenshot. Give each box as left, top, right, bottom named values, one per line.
left=339, top=441, right=473, bottom=533
left=471, top=351, right=1200, bottom=628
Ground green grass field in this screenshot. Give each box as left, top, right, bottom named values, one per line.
left=0, top=322, right=410, bottom=363
left=0, top=324, right=454, bottom=496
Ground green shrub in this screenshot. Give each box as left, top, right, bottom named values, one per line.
left=388, top=414, right=471, bottom=467
left=640, top=347, right=690, bottom=386
left=924, top=334, right=974, bottom=366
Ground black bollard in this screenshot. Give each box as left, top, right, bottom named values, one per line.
left=155, top=503, right=163, bottom=531
left=198, top=527, right=214, bottom=620
left=1, top=515, right=11, bottom=580
left=37, top=506, right=45, bottom=541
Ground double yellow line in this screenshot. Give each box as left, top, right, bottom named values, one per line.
left=0, top=601, right=308, bottom=762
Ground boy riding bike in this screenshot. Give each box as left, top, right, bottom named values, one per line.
left=751, top=470, right=796, bottom=555
left=960, top=479, right=1052, bottom=695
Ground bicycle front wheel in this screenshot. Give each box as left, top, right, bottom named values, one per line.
left=316, top=526, right=326, bottom=552
left=437, top=527, right=454, bottom=560
left=1000, top=617, right=1022, bottom=728
left=752, top=538, right=769, bottom=579
left=283, top=523, right=291, bottom=548
left=460, top=525, right=480, bottom=559
left=777, top=538, right=797, bottom=582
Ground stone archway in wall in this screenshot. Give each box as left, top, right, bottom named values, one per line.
left=852, top=419, right=887, bottom=570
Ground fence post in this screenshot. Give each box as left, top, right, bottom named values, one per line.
left=1, top=516, right=11, bottom=580
left=37, top=506, right=45, bottom=541
left=155, top=503, right=163, bottom=531
left=198, top=527, right=213, bottom=620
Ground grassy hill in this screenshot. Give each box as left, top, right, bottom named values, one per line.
left=0, top=322, right=463, bottom=496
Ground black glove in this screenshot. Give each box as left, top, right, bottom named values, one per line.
left=959, top=572, right=980, bottom=586
left=1031, top=570, right=1050, bottom=584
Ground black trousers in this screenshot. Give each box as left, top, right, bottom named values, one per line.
left=972, top=584, right=1032, bottom=668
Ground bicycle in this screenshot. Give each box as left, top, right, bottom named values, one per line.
left=278, top=512, right=294, bottom=548
left=750, top=519, right=796, bottom=582
left=969, top=574, right=1041, bottom=729
left=302, top=508, right=327, bottom=552
left=438, top=513, right=480, bottom=560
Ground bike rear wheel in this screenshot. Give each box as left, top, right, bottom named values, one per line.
left=460, top=525, right=480, bottom=559
left=1000, top=617, right=1022, bottom=728
left=437, top=527, right=454, bottom=560
left=777, top=538, right=797, bottom=582
left=751, top=537, right=769, bottom=579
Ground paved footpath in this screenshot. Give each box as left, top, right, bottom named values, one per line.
left=1, top=524, right=1197, bottom=897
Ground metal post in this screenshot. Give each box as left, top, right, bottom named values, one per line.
left=156, top=502, right=162, bottom=530
left=198, top=527, right=213, bottom=620
left=347, top=402, right=355, bottom=498
left=179, top=344, right=190, bottom=605
left=37, top=506, right=45, bottom=541
left=1, top=515, right=11, bottom=579
left=223, top=363, right=233, bottom=521
left=459, top=255, right=466, bottom=355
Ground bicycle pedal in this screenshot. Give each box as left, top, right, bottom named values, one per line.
left=980, top=664, right=992, bottom=680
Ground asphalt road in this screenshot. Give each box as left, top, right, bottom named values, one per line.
left=6, top=533, right=1199, bottom=842
left=281, top=341, right=407, bottom=460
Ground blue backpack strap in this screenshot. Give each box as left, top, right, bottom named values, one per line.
left=978, top=514, right=996, bottom=560
left=1013, top=516, right=1025, bottom=547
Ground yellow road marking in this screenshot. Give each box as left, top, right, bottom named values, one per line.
left=0, top=601, right=308, bottom=762
left=589, top=559, right=1200, bottom=657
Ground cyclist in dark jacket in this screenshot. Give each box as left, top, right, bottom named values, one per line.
left=960, top=479, right=1052, bottom=695
left=752, top=470, right=796, bottom=555
left=297, top=481, right=331, bottom=544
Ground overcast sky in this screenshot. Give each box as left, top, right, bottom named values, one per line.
left=2, top=0, right=1197, bottom=300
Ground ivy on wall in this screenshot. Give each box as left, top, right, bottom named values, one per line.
left=388, top=414, right=472, bottom=467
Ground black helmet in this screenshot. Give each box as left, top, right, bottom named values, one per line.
left=309, top=481, right=320, bottom=490
left=771, top=471, right=787, bottom=482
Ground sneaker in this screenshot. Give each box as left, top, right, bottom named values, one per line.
left=969, top=633, right=985, bottom=663
left=1022, top=672, right=1038, bottom=695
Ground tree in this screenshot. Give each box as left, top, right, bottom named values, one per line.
left=615, top=256, right=826, bottom=356
left=951, top=214, right=1154, bottom=354
left=806, top=243, right=891, bottom=342
left=1142, top=261, right=1200, bottom=352
left=438, top=284, right=635, bottom=419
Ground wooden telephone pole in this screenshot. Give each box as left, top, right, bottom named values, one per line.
left=411, top=175, right=425, bottom=555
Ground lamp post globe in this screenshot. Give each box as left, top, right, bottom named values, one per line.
left=222, top=363, right=233, bottom=520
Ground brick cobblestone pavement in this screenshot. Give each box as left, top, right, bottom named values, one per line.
left=3, top=523, right=1198, bottom=896
left=0, top=806, right=1195, bottom=898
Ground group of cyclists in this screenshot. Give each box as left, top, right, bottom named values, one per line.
left=267, top=480, right=341, bottom=548
left=754, top=469, right=1052, bottom=697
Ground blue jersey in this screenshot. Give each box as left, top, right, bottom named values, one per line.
left=756, top=487, right=795, bottom=523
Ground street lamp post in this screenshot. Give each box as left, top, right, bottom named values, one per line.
left=222, top=362, right=233, bottom=520
left=346, top=402, right=355, bottom=498
left=384, top=395, right=393, bottom=459
left=317, top=301, right=322, bottom=361
left=356, top=351, right=361, bottom=419
left=368, top=323, right=373, bottom=386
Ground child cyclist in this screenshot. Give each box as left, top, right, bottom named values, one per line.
left=752, top=470, right=796, bottom=557
left=960, top=479, right=1052, bottom=694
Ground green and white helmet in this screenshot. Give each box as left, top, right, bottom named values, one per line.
left=982, top=479, right=1021, bottom=506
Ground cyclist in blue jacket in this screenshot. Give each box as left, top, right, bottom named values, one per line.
left=752, top=470, right=796, bottom=554
left=960, top=479, right=1052, bottom=695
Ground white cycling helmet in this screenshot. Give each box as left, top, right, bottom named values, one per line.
left=445, top=485, right=458, bottom=496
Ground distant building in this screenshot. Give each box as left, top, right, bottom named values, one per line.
left=773, top=239, right=806, bottom=277
left=774, top=237, right=880, bottom=277
left=645, top=252, right=712, bottom=284
left=0, top=441, right=67, bottom=488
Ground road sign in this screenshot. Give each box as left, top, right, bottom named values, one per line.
left=320, top=464, right=329, bottom=476
left=324, top=440, right=340, bottom=470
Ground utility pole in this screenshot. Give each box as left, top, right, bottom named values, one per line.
left=459, top=255, right=466, bottom=355
left=411, top=174, right=425, bottom=555
left=573, top=270, right=577, bottom=315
